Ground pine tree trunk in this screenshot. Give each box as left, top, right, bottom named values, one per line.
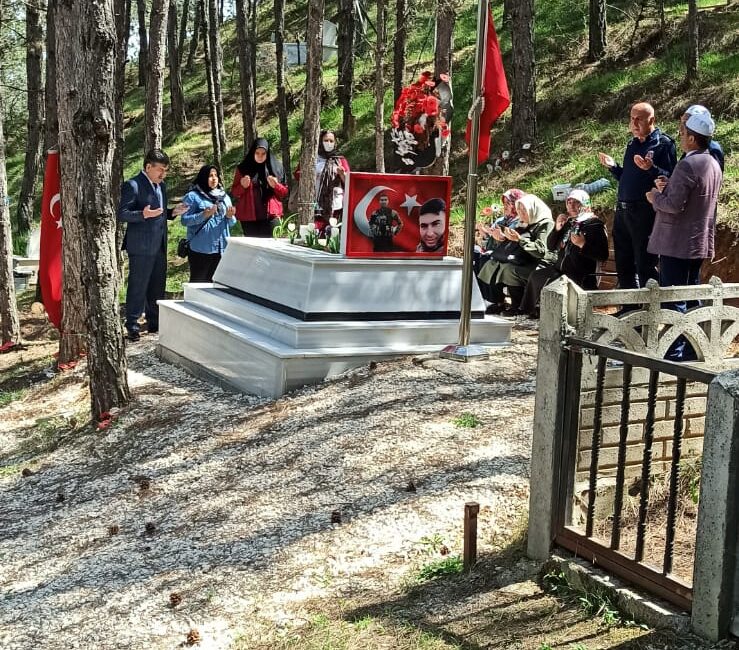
left=235, top=0, right=256, bottom=150
left=168, top=0, right=187, bottom=131
left=393, top=0, right=407, bottom=102
left=113, top=0, right=131, bottom=272
left=510, top=0, right=536, bottom=150
left=248, top=0, right=257, bottom=97
left=587, top=0, right=607, bottom=62
left=16, top=1, right=45, bottom=236
left=686, top=0, right=699, bottom=83
left=137, top=0, right=149, bottom=87
left=337, top=0, right=355, bottom=136
left=207, top=0, right=226, bottom=154
left=178, top=0, right=189, bottom=63
left=201, top=0, right=222, bottom=170
left=144, top=0, right=170, bottom=152
left=186, top=0, right=200, bottom=71
left=374, top=0, right=386, bottom=173
left=425, top=0, right=455, bottom=176
left=0, top=81, right=21, bottom=345
left=56, top=0, right=130, bottom=418
left=274, top=0, right=290, bottom=180
left=297, top=0, right=324, bottom=224
left=44, top=0, right=58, bottom=152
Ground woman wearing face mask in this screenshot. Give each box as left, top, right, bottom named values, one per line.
left=231, top=138, right=288, bottom=237
left=181, top=165, right=237, bottom=282
left=295, top=129, right=351, bottom=236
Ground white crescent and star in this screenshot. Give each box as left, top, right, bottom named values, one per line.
left=399, top=194, right=421, bottom=215
left=353, top=185, right=394, bottom=237
left=50, top=193, right=62, bottom=229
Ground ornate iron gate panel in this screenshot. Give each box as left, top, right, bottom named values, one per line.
left=553, top=337, right=717, bottom=611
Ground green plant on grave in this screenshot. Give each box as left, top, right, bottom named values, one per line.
left=303, top=229, right=319, bottom=249
left=453, top=412, right=481, bottom=428
left=327, top=235, right=341, bottom=254
left=679, top=456, right=702, bottom=505
left=272, top=213, right=298, bottom=239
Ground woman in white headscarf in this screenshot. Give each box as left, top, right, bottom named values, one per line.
left=518, top=189, right=609, bottom=317
left=477, top=194, right=555, bottom=315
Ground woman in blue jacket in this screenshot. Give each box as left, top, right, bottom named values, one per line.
left=181, top=165, right=237, bottom=282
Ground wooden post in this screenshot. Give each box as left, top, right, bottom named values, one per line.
left=463, top=501, right=480, bottom=571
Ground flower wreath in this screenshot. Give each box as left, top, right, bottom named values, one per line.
left=390, top=71, right=452, bottom=170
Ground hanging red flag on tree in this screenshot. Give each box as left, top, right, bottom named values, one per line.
left=465, top=7, right=510, bottom=164
left=38, top=150, right=63, bottom=330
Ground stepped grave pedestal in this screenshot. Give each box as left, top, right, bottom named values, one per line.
left=158, top=238, right=511, bottom=398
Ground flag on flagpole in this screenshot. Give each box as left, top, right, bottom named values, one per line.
left=38, top=150, right=63, bottom=330
left=465, top=7, right=510, bottom=164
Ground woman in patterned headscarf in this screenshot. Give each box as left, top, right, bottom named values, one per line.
left=518, top=189, right=609, bottom=318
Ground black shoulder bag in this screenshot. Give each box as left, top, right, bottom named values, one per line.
left=177, top=219, right=209, bottom=258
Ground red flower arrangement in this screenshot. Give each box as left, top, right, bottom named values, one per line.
left=390, top=72, right=451, bottom=167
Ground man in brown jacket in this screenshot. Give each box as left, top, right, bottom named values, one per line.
left=645, top=111, right=723, bottom=360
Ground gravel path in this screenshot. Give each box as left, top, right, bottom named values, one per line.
left=0, top=326, right=539, bottom=649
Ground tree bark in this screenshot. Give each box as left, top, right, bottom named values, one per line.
left=113, top=0, right=131, bottom=272
left=393, top=0, right=407, bottom=102
left=177, top=0, right=189, bottom=63
left=686, top=0, right=699, bottom=83
left=337, top=0, right=355, bottom=136
left=207, top=0, right=226, bottom=154
left=56, top=0, right=130, bottom=418
left=168, top=0, right=187, bottom=131
left=510, top=0, right=536, bottom=150
left=425, top=0, right=455, bottom=176
left=248, top=0, right=257, bottom=97
left=144, top=0, right=170, bottom=152
left=186, top=0, right=200, bottom=71
left=235, top=0, right=256, bottom=150
left=201, top=0, right=222, bottom=170
left=297, top=0, right=324, bottom=224
left=16, top=0, right=45, bottom=236
left=587, top=0, right=607, bottom=62
left=374, top=0, right=386, bottom=173
left=274, top=0, right=290, bottom=180
left=44, top=0, right=58, bottom=152
left=137, top=0, right=149, bottom=87
left=0, top=67, right=21, bottom=345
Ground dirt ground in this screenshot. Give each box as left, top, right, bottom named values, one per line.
left=1, top=302, right=736, bottom=650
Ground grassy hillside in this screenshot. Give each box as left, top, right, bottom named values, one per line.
left=6, top=0, right=738, bottom=272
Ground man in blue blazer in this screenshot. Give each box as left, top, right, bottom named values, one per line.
left=118, top=150, right=186, bottom=341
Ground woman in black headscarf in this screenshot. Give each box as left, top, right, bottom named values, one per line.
left=231, top=138, right=288, bottom=237
left=181, top=164, right=236, bottom=282
left=295, top=129, right=351, bottom=236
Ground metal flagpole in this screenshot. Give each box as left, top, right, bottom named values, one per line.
left=440, top=0, right=489, bottom=362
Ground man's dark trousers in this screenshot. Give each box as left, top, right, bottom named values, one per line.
left=125, top=245, right=167, bottom=333
left=613, top=200, right=659, bottom=289
left=659, top=255, right=703, bottom=361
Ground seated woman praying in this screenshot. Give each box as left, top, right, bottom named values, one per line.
left=518, top=189, right=609, bottom=318
left=475, top=188, right=525, bottom=292
left=477, top=193, right=555, bottom=316
left=181, top=165, right=237, bottom=283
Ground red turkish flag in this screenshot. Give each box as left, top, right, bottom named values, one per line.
left=38, top=150, right=62, bottom=330
left=465, top=7, right=510, bottom=164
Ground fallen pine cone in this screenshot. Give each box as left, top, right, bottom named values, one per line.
left=440, top=545, right=450, bottom=556
left=56, top=492, right=65, bottom=503
left=331, top=510, right=342, bottom=524
left=21, top=468, right=34, bottom=478
left=405, top=480, right=417, bottom=493
left=144, top=522, right=156, bottom=535
left=186, top=628, right=201, bottom=646
left=108, top=524, right=120, bottom=536
left=169, top=592, right=182, bottom=607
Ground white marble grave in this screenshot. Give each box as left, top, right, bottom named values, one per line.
left=158, top=238, right=511, bottom=398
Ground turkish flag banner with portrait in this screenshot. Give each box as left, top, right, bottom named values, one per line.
left=465, top=7, right=510, bottom=164
left=341, top=172, right=452, bottom=259
left=38, top=150, right=63, bottom=330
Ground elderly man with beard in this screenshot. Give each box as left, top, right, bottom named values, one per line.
left=599, top=102, right=676, bottom=292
